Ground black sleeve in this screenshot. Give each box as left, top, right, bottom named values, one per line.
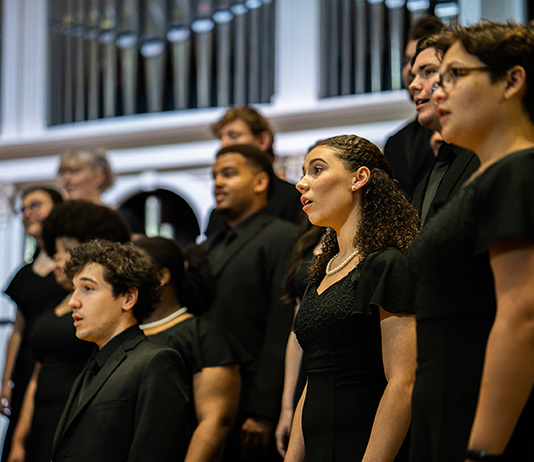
left=475, top=151, right=534, bottom=254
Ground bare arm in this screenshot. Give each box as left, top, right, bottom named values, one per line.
left=1, top=311, right=25, bottom=416
left=276, top=302, right=304, bottom=457
left=8, top=362, right=41, bottom=462
left=185, top=365, right=241, bottom=462
left=362, top=310, right=417, bottom=462
left=466, top=238, right=534, bottom=457
left=284, top=382, right=307, bottom=462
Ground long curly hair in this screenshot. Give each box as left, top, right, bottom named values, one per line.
left=307, top=135, right=420, bottom=284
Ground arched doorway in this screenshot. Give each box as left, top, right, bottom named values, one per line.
left=118, top=188, right=200, bottom=247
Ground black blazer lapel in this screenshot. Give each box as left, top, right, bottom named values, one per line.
left=432, top=146, right=479, bottom=207
left=57, top=346, right=128, bottom=441
left=51, top=370, right=85, bottom=457
left=210, top=212, right=272, bottom=276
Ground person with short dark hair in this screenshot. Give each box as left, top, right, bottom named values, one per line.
left=205, top=106, right=303, bottom=238
left=50, top=240, right=189, bottom=462
left=1, top=187, right=65, bottom=462
left=385, top=16, right=447, bottom=200
left=204, top=144, right=298, bottom=461
left=409, top=21, right=534, bottom=462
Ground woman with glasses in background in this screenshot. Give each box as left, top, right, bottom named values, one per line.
left=409, top=22, right=534, bottom=462
left=1, top=188, right=65, bottom=462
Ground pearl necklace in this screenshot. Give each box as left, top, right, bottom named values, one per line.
left=325, top=250, right=359, bottom=275
left=139, top=307, right=188, bottom=330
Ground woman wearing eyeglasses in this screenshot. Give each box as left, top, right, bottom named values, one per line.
left=0, top=188, right=65, bottom=462
left=409, top=22, right=534, bottom=462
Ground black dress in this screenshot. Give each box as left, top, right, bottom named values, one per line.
left=26, top=307, right=94, bottom=462
left=2, top=265, right=68, bottom=461
left=148, top=316, right=250, bottom=373
left=147, top=316, right=251, bottom=439
left=408, top=149, right=534, bottom=462
left=293, top=248, right=414, bottom=462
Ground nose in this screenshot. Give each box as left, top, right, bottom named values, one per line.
left=213, top=173, right=223, bottom=188
left=68, top=292, right=80, bottom=310
left=296, top=176, right=308, bottom=194
left=59, top=172, right=70, bottom=186
left=409, top=76, right=421, bottom=95
left=432, top=84, right=447, bottom=104
left=219, top=136, right=231, bottom=148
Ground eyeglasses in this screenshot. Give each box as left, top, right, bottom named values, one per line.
left=20, top=201, right=42, bottom=216
left=433, top=66, right=488, bottom=93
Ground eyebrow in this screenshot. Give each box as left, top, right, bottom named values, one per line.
left=307, top=157, right=326, bottom=165
left=302, top=157, right=326, bottom=173
left=78, top=276, right=97, bottom=284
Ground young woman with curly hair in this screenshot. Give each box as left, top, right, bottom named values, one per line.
left=285, top=134, right=420, bottom=462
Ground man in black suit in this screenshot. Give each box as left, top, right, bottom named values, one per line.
left=408, top=33, right=480, bottom=224
left=205, top=106, right=303, bottom=238
left=51, top=240, right=189, bottom=462
left=204, top=144, right=298, bottom=461
left=384, top=16, right=446, bottom=200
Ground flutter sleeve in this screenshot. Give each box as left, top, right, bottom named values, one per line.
left=475, top=150, right=534, bottom=255
left=355, top=247, right=415, bottom=315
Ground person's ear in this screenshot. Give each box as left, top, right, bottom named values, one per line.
left=93, top=168, right=105, bottom=190
left=253, top=171, right=270, bottom=195
left=257, top=131, right=273, bottom=152
left=351, top=166, right=371, bottom=191
left=160, top=268, right=171, bottom=286
left=121, top=287, right=138, bottom=312
left=503, top=65, right=527, bottom=101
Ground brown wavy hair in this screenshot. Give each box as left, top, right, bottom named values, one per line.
left=306, top=135, right=420, bottom=284
left=211, top=106, right=275, bottom=160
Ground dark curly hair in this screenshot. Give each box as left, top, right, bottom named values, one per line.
left=42, top=200, right=131, bottom=256
left=64, top=239, right=162, bottom=322
left=134, top=237, right=216, bottom=315
left=306, top=135, right=420, bottom=284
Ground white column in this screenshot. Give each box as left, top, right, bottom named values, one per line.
left=0, top=0, right=23, bottom=140
left=19, top=0, right=48, bottom=135
left=0, top=183, right=23, bottom=319
left=271, top=0, right=320, bottom=108
left=459, top=0, right=526, bottom=25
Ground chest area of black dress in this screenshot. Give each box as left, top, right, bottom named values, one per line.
left=409, top=184, right=495, bottom=319
left=293, top=273, right=382, bottom=361
left=30, top=308, right=94, bottom=363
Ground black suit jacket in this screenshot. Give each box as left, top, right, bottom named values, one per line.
left=203, top=207, right=297, bottom=422
left=384, top=118, right=435, bottom=200
left=51, top=328, right=189, bottom=462
left=411, top=143, right=480, bottom=224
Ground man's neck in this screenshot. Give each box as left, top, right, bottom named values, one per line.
left=224, top=203, right=267, bottom=228
left=97, top=319, right=138, bottom=350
